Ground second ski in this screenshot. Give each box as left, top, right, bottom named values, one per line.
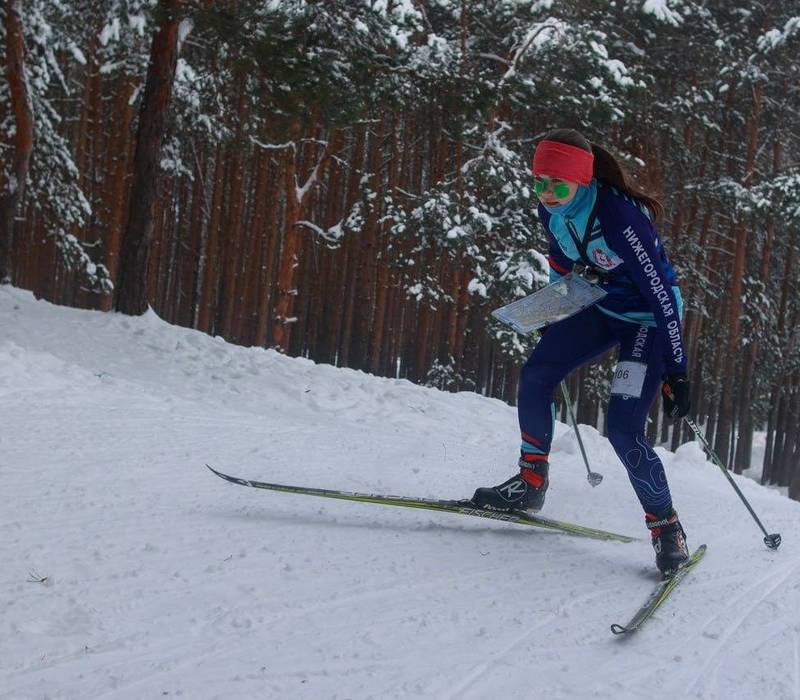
left=610, top=544, right=707, bottom=635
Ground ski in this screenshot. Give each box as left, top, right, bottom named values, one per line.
left=206, top=465, right=637, bottom=543
left=610, top=544, right=707, bottom=635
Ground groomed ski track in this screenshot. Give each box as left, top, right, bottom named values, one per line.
left=1, top=286, right=799, bottom=700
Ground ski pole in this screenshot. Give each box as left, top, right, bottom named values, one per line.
left=560, top=382, right=603, bottom=487
left=683, top=416, right=781, bottom=550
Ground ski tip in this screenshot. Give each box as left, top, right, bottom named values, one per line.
left=610, top=623, right=631, bottom=635
left=205, top=464, right=255, bottom=489
left=206, top=464, right=236, bottom=482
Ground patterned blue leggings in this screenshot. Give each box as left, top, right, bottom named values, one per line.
left=518, top=305, right=672, bottom=515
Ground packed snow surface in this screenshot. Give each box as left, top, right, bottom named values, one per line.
left=1, top=286, right=799, bottom=699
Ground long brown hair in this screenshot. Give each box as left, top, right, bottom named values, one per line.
left=542, top=128, right=664, bottom=222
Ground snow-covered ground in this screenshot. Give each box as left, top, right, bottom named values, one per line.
left=1, top=286, right=799, bottom=700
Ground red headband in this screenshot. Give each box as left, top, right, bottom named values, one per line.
left=532, top=140, right=594, bottom=185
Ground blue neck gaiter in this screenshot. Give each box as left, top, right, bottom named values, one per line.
left=541, top=180, right=597, bottom=219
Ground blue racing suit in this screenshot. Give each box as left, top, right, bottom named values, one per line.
left=518, top=180, right=688, bottom=515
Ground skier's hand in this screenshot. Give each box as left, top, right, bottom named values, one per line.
left=662, top=373, right=690, bottom=419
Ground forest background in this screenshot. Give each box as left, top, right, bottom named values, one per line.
left=2, top=1, right=799, bottom=497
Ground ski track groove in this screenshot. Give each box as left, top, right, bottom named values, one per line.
left=208, top=557, right=530, bottom=633
left=15, top=639, right=233, bottom=700
left=5, top=564, right=563, bottom=699
left=86, top=638, right=254, bottom=700
left=3, top=515, right=555, bottom=696
left=685, top=557, right=800, bottom=698
left=795, top=622, right=800, bottom=700
left=2, top=620, right=234, bottom=700
left=438, top=586, right=619, bottom=700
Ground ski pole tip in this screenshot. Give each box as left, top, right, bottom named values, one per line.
left=764, top=533, right=782, bottom=550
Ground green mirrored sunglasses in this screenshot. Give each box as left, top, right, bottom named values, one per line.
left=533, top=177, right=571, bottom=199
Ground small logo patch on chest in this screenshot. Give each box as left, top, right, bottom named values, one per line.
left=593, top=248, right=623, bottom=270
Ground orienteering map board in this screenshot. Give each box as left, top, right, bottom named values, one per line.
left=491, top=272, right=607, bottom=334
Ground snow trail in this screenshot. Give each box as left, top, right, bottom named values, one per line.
left=1, top=286, right=798, bottom=699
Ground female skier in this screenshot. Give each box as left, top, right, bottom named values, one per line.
left=470, top=129, right=692, bottom=574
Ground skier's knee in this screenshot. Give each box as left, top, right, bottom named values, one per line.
left=518, top=361, right=558, bottom=397
left=607, top=426, right=626, bottom=452
left=607, top=426, right=638, bottom=455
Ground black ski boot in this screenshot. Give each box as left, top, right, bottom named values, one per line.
left=645, top=509, right=690, bottom=576
left=471, top=458, right=549, bottom=513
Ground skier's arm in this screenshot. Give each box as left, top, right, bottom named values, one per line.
left=602, top=203, right=688, bottom=375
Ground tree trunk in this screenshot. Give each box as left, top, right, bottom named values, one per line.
left=115, top=0, right=182, bottom=314
left=272, top=129, right=338, bottom=352
left=234, top=148, right=269, bottom=343
left=99, top=79, right=138, bottom=310
left=370, top=114, right=399, bottom=375
left=220, top=77, right=249, bottom=340
left=0, top=0, right=35, bottom=284
left=197, top=146, right=226, bottom=333
left=254, top=158, right=282, bottom=347
left=714, top=229, right=748, bottom=464
left=776, top=372, right=800, bottom=487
